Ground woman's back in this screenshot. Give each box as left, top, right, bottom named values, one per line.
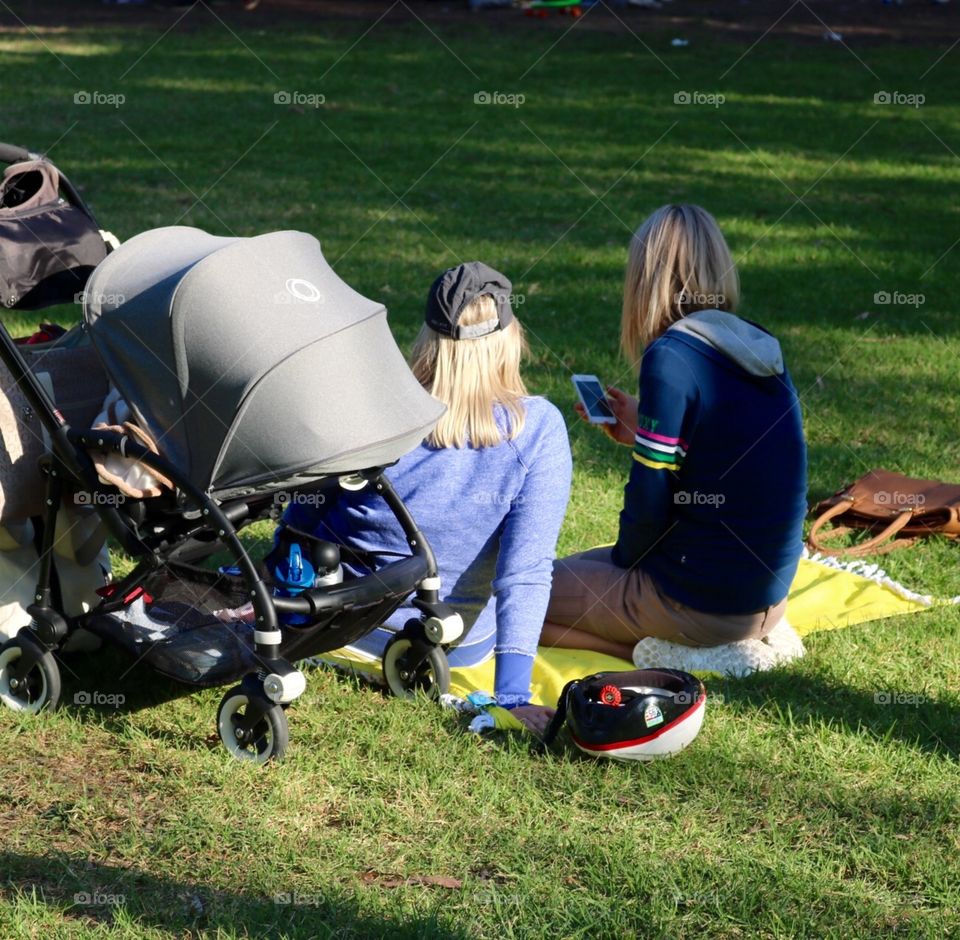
left=293, top=395, right=571, bottom=662
left=622, top=312, right=807, bottom=613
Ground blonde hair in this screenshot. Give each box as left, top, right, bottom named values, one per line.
left=621, top=204, right=740, bottom=363
left=409, top=293, right=528, bottom=449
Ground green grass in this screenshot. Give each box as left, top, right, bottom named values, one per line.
left=2, top=9, right=959, bottom=939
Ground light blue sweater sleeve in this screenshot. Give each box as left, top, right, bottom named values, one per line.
left=491, top=401, right=572, bottom=705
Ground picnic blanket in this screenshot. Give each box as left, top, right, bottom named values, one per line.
left=317, top=550, right=958, bottom=707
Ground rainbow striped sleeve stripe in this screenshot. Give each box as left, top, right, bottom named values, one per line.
left=633, top=427, right=687, bottom=470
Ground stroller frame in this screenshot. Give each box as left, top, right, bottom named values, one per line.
left=0, top=321, right=463, bottom=761
left=0, top=144, right=463, bottom=761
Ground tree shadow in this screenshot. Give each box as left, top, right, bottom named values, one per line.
left=1, top=850, right=470, bottom=939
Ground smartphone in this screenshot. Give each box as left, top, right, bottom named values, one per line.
left=572, top=374, right=616, bottom=425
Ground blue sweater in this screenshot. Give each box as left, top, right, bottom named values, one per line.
left=613, top=312, right=808, bottom=613
left=284, top=396, right=572, bottom=705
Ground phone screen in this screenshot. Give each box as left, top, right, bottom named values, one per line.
left=575, top=377, right=614, bottom=421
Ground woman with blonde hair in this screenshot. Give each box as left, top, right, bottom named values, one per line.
left=285, top=262, right=571, bottom=733
left=542, top=204, right=807, bottom=661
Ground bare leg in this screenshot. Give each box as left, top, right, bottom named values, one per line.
left=540, top=621, right=636, bottom=663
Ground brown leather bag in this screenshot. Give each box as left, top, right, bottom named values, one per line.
left=808, top=468, right=960, bottom=557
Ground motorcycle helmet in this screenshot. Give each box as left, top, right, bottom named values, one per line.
left=544, top=669, right=706, bottom=762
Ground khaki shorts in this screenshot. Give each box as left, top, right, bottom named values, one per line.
left=546, top=547, right=787, bottom=648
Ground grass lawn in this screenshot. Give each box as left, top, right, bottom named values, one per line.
left=1, top=6, right=959, bottom=938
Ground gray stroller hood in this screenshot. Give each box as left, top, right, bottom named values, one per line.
left=83, top=226, right=444, bottom=497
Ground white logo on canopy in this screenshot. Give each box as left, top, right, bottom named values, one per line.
left=284, top=278, right=323, bottom=303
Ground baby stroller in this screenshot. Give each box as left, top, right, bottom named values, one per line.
left=0, top=151, right=463, bottom=762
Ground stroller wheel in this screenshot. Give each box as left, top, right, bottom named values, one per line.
left=382, top=636, right=450, bottom=701
left=216, top=687, right=289, bottom=764
left=0, top=636, right=61, bottom=714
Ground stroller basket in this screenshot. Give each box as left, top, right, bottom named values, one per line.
left=82, top=545, right=432, bottom=689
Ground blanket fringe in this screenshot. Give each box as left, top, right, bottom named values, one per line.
left=801, top=546, right=960, bottom=607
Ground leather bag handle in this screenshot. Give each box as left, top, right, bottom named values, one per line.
left=808, top=498, right=914, bottom=556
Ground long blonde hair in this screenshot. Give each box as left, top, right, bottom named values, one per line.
left=410, top=293, right=528, bottom=449
left=621, top=204, right=740, bottom=363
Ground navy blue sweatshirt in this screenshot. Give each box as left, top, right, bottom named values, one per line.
left=612, top=310, right=807, bottom=614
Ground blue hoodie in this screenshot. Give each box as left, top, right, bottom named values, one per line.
left=284, top=396, right=572, bottom=706
left=613, top=310, right=808, bottom=614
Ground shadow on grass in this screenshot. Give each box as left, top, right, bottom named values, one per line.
left=57, top=645, right=207, bottom=713
left=55, top=644, right=394, bottom=756
left=713, top=668, right=960, bottom=758
left=59, top=633, right=960, bottom=761
left=51, top=645, right=230, bottom=756
left=1, top=850, right=468, bottom=939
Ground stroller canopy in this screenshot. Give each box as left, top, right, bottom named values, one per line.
left=84, top=226, right=444, bottom=497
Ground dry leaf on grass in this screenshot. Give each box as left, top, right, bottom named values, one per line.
left=359, top=870, right=462, bottom=889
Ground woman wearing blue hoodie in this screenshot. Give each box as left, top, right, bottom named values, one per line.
left=542, top=205, right=808, bottom=662
left=285, top=262, right=571, bottom=734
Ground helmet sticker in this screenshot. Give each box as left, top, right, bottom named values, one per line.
left=643, top=703, right=664, bottom=728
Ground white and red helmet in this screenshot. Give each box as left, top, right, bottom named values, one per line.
left=545, top=669, right=706, bottom=762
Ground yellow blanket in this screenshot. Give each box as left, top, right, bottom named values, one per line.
left=321, top=555, right=945, bottom=707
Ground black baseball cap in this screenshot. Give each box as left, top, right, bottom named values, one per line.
left=424, top=261, right=515, bottom=340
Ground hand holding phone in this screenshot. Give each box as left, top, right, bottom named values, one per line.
left=573, top=378, right=638, bottom=446
left=572, top=374, right=616, bottom=425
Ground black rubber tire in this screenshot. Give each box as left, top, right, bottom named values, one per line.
left=382, top=636, right=450, bottom=701
left=0, top=635, right=61, bottom=714
left=216, top=686, right=289, bottom=764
